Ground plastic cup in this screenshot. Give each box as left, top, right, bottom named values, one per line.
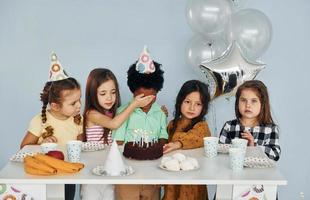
left=232, top=138, right=247, bottom=153
left=203, top=137, right=219, bottom=158
left=66, top=140, right=82, bottom=162
left=40, top=143, right=58, bottom=153
left=229, top=147, right=245, bottom=171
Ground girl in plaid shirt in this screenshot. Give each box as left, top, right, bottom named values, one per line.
left=219, top=80, right=281, bottom=161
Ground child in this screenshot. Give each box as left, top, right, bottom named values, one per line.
left=219, top=80, right=281, bottom=161
left=113, top=47, right=168, bottom=200
left=20, top=52, right=82, bottom=200
left=163, top=80, right=211, bottom=200
left=80, top=68, right=154, bottom=200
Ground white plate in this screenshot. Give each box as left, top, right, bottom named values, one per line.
left=217, top=144, right=232, bottom=154
left=10, top=152, right=38, bottom=162
left=158, top=164, right=199, bottom=172
left=92, top=165, right=134, bottom=176
left=82, top=142, right=105, bottom=152
left=244, top=157, right=275, bottom=168
left=244, top=147, right=275, bottom=168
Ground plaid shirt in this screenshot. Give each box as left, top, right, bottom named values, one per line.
left=219, top=119, right=281, bottom=161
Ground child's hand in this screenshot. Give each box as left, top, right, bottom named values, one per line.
left=161, top=105, right=168, bottom=117
left=41, top=136, right=57, bottom=144
left=133, top=94, right=155, bottom=108
left=241, top=131, right=254, bottom=146
left=163, top=141, right=182, bottom=154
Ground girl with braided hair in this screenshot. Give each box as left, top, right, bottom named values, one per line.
left=20, top=53, right=82, bottom=147
left=19, top=53, right=82, bottom=200
left=20, top=77, right=82, bottom=147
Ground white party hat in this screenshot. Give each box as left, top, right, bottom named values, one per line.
left=102, top=140, right=126, bottom=176
left=48, top=52, right=69, bottom=82
left=135, top=46, right=155, bottom=74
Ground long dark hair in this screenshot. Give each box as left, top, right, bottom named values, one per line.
left=82, top=68, right=120, bottom=142
left=170, top=80, right=210, bottom=134
left=40, top=77, right=81, bottom=138
left=235, top=80, right=274, bottom=125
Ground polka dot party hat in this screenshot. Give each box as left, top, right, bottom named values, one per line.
left=48, top=52, right=69, bottom=82
left=135, top=46, right=155, bottom=74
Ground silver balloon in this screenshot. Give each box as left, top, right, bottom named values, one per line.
left=185, top=35, right=230, bottom=69
left=232, top=9, right=273, bottom=60
left=231, top=0, right=247, bottom=11
left=186, top=0, right=233, bottom=38
left=199, top=42, right=265, bottom=99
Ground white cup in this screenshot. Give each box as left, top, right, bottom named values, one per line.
left=40, top=143, right=58, bottom=153
left=203, top=137, right=219, bottom=158
left=232, top=138, right=247, bottom=153
left=66, top=140, right=82, bottom=162
left=229, top=147, right=245, bottom=171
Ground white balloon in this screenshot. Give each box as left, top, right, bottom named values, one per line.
left=185, top=35, right=230, bottom=75
left=232, top=9, right=273, bottom=60
left=186, top=0, right=233, bottom=37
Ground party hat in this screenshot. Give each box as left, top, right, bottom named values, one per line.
left=48, top=52, right=69, bottom=82
left=102, top=140, right=126, bottom=176
left=135, top=46, right=155, bottom=74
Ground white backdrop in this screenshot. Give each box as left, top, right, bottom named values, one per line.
left=0, top=0, right=309, bottom=199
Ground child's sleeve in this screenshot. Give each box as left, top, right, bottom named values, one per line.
left=171, top=121, right=211, bottom=149
left=158, top=112, right=168, bottom=139
left=27, top=114, right=43, bottom=137
left=219, top=122, right=232, bottom=144
left=261, top=125, right=281, bottom=161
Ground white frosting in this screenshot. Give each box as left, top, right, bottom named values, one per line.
left=172, top=153, right=186, bottom=162
left=102, top=140, right=126, bottom=176
left=161, top=156, right=172, bottom=166
left=163, top=158, right=180, bottom=171
left=161, top=153, right=198, bottom=171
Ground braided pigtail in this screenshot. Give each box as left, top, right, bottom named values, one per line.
left=74, top=114, right=82, bottom=125
left=40, top=82, right=54, bottom=138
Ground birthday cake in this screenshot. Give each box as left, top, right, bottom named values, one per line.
left=123, top=129, right=164, bottom=160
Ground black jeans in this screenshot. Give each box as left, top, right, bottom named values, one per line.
left=65, top=184, right=76, bottom=200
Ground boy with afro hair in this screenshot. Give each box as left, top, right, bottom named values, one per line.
left=114, top=47, right=168, bottom=200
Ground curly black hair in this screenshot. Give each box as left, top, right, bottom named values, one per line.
left=127, top=61, right=164, bottom=93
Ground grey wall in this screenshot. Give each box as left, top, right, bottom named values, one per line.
left=0, top=0, right=309, bottom=199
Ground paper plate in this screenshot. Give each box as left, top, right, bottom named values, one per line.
left=92, top=165, right=134, bottom=176
left=158, top=164, right=199, bottom=172
left=244, top=147, right=276, bottom=168
left=10, top=152, right=37, bottom=162
left=82, top=142, right=105, bottom=152
left=217, top=144, right=232, bottom=154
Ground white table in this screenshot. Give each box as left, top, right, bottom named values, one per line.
left=0, top=145, right=287, bottom=200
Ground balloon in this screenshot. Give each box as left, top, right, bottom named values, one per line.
left=185, top=35, right=230, bottom=69
left=199, top=42, right=265, bottom=99
left=232, top=9, right=273, bottom=60
left=186, top=0, right=233, bottom=38
left=231, top=0, right=248, bottom=11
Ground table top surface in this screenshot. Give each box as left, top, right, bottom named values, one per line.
left=0, top=145, right=287, bottom=185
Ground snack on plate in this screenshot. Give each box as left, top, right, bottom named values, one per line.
left=160, top=153, right=199, bottom=171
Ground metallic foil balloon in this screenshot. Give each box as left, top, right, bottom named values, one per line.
left=232, top=9, right=273, bottom=60
left=199, top=42, right=265, bottom=99
left=186, top=0, right=233, bottom=38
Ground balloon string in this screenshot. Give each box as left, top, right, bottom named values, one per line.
left=211, top=102, right=217, bottom=136
left=209, top=43, right=213, bottom=60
